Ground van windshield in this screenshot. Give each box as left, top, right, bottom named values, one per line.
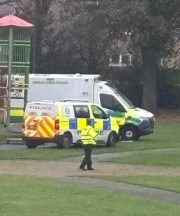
left=107, top=85, right=135, bottom=109
left=26, top=103, right=56, bottom=116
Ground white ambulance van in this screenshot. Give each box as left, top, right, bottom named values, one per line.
left=22, top=100, right=119, bottom=148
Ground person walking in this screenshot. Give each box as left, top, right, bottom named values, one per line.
left=79, top=120, right=97, bottom=171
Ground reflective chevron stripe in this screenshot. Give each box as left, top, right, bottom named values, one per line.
left=23, top=116, right=56, bottom=138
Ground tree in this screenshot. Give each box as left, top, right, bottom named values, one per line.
left=102, top=0, right=179, bottom=113
left=1, top=0, right=179, bottom=112
left=42, top=0, right=111, bottom=75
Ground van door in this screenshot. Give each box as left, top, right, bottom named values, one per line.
left=73, top=104, right=91, bottom=142
left=24, top=103, right=56, bottom=139
left=91, top=104, right=110, bottom=143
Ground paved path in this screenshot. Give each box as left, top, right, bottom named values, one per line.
left=63, top=147, right=180, bottom=162
left=0, top=147, right=180, bottom=204
left=0, top=162, right=180, bottom=204
left=65, top=177, right=180, bottom=205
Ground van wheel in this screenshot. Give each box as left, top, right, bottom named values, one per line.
left=25, top=140, right=38, bottom=149
left=58, top=133, right=72, bottom=149
left=120, top=125, right=139, bottom=141
left=106, top=132, right=118, bottom=147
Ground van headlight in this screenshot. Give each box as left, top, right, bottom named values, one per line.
left=140, top=116, right=155, bottom=121
left=139, top=116, right=149, bottom=121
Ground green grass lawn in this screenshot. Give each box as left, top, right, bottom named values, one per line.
left=94, top=176, right=180, bottom=193
left=95, top=149, right=180, bottom=193
left=118, top=121, right=180, bottom=152
left=0, top=125, right=6, bottom=139
left=0, top=121, right=180, bottom=160
left=93, top=146, right=180, bottom=193
left=0, top=120, right=180, bottom=200
left=109, top=149, right=180, bottom=166
left=0, top=147, right=82, bottom=160
left=95, top=121, right=180, bottom=193
left=0, top=175, right=180, bottom=216
left=0, top=125, right=20, bottom=140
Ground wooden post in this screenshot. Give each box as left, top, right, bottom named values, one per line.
left=7, top=26, right=13, bottom=132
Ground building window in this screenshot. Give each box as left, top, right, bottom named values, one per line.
left=109, top=53, right=132, bottom=67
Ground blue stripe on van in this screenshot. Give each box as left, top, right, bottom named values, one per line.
left=103, top=119, right=110, bottom=130
left=69, top=118, right=77, bottom=129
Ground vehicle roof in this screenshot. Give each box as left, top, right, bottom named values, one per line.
left=27, top=100, right=97, bottom=107
left=29, top=73, right=100, bottom=80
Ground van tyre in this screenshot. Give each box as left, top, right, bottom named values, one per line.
left=120, top=125, right=139, bottom=141
left=57, top=133, right=72, bottom=149
left=25, top=140, right=38, bottom=149
left=106, top=132, right=118, bottom=147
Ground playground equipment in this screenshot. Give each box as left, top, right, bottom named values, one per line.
left=0, top=15, right=33, bottom=133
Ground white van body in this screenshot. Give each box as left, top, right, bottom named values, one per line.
left=28, top=74, right=155, bottom=140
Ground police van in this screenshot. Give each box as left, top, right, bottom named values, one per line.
left=22, top=100, right=119, bottom=148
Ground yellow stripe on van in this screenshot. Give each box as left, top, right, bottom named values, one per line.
left=60, top=117, right=69, bottom=130
left=94, top=120, right=103, bottom=130
left=115, top=117, right=125, bottom=125
left=38, top=125, right=48, bottom=137
left=110, top=118, right=119, bottom=134
left=77, top=118, right=87, bottom=130
left=43, top=117, right=55, bottom=135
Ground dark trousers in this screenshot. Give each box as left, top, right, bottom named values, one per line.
left=80, top=145, right=93, bottom=169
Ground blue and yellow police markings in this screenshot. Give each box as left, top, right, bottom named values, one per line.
left=103, top=119, right=110, bottom=130
left=61, top=117, right=118, bottom=135
left=69, top=118, right=112, bottom=131
left=69, top=118, right=91, bottom=130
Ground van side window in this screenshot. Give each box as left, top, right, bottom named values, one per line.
left=74, top=105, right=90, bottom=118
left=91, top=105, right=108, bottom=119
left=100, top=94, right=126, bottom=112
